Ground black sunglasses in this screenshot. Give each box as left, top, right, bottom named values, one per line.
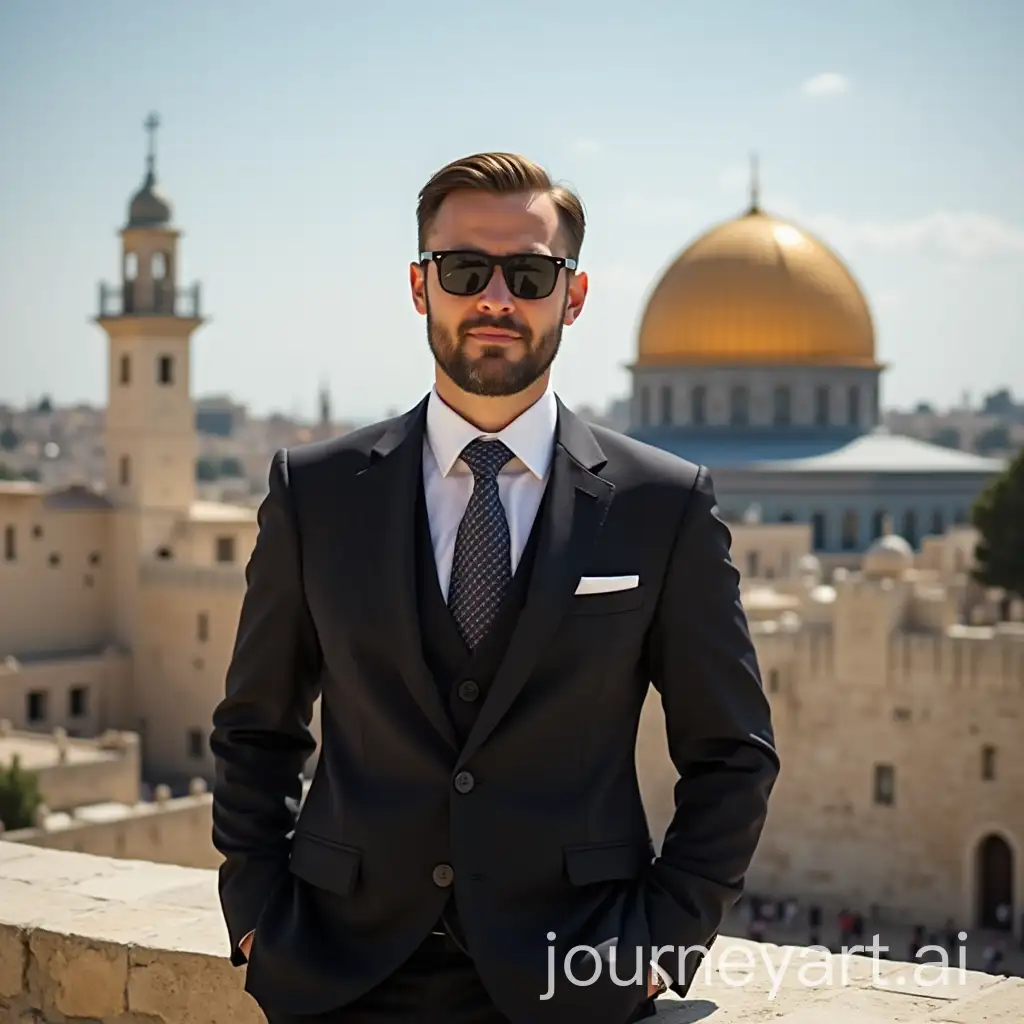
left=420, top=250, right=577, bottom=300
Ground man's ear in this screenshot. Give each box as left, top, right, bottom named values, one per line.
left=563, top=269, right=588, bottom=326
left=410, top=261, right=428, bottom=315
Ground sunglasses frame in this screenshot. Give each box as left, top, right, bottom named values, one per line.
left=419, top=250, right=578, bottom=299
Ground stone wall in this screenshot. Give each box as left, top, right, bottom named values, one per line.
left=2, top=841, right=1021, bottom=1024
left=4, top=791, right=220, bottom=869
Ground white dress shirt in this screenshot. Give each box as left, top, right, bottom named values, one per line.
left=422, top=386, right=557, bottom=601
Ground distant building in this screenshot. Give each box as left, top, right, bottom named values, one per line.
left=0, top=116, right=320, bottom=788
left=638, top=522, right=1024, bottom=936
left=195, top=395, right=247, bottom=438
left=627, top=160, right=1004, bottom=553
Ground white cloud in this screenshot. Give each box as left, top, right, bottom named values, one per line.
left=802, top=72, right=851, bottom=97
left=803, top=210, right=1024, bottom=260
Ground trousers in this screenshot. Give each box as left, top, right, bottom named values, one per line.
left=260, top=912, right=659, bottom=1024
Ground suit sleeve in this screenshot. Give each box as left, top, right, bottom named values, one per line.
left=642, top=465, right=780, bottom=994
left=210, top=449, right=323, bottom=966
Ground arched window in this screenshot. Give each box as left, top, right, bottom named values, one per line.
left=811, top=512, right=827, bottom=550
left=903, top=509, right=918, bottom=548
left=871, top=510, right=887, bottom=539
left=691, top=386, right=707, bottom=425
left=841, top=510, right=859, bottom=551
left=814, top=386, right=830, bottom=426
left=660, top=385, right=673, bottom=425
left=773, top=386, right=791, bottom=426
left=730, top=385, right=749, bottom=426
left=981, top=745, right=997, bottom=781
left=847, top=385, right=860, bottom=426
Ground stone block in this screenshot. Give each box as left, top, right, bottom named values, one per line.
left=0, top=923, right=26, bottom=998
left=928, top=977, right=1024, bottom=1022
left=62, top=859, right=214, bottom=904
left=128, top=947, right=263, bottom=1024
left=27, top=929, right=127, bottom=1018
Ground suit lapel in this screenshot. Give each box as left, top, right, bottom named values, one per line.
left=351, top=396, right=458, bottom=751
left=456, top=400, right=614, bottom=768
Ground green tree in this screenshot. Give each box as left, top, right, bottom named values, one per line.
left=0, top=754, right=43, bottom=831
left=975, top=425, right=1011, bottom=455
left=972, top=446, right=1024, bottom=600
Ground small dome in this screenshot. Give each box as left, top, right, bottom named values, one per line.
left=797, top=553, right=822, bottom=582
left=127, top=170, right=172, bottom=228
left=868, top=533, right=914, bottom=559
left=864, top=531, right=914, bottom=577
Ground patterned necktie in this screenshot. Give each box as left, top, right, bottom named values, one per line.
left=447, top=438, right=515, bottom=649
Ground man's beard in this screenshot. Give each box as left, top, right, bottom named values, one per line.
left=427, top=302, right=564, bottom=397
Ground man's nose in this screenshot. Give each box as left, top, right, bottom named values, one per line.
left=476, top=264, right=515, bottom=314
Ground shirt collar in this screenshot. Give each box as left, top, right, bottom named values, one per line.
left=425, top=386, right=557, bottom=481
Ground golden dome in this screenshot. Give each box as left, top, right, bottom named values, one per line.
left=636, top=203, right=877, bottom=368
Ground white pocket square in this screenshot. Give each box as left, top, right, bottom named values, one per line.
left=574, top=575, right=640, bottom=595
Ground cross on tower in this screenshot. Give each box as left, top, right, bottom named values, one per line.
left=144, top=112, right=160, bottom=174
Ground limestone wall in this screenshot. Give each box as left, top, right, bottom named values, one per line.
left=2, top=842, right=1021, bottom=1023
left=3, top=792, right=220, bottom=869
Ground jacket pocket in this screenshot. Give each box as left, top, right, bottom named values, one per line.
left=288, top=831, right=362, bottom=897
left=563, top=840, right=652, bottom=885
left=568, top=585, right=646, bottom=616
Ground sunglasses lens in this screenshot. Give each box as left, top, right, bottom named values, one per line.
left=503, top=256, right=558, bottom=299
left=437, top=252, right=491, bottom=295
left=434, top=253, right=561, bottom=299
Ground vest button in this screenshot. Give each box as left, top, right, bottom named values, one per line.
left=457, top=680, right=480, bottom=702
left=454, top=770, right=475, bottom=794
left=432, top=863, right=454, bottom=887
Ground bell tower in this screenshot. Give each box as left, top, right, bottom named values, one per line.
left=95, top=112, right=204, bottom=514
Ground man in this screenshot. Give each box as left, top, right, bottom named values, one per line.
left=211, top=152, right=779, bottom=1024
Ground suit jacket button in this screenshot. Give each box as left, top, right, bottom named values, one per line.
left=454, top=770, right=475, bottom=794
left=433, top=863, right=454, bottom=887
left=457, top=680, right=480, bottom=702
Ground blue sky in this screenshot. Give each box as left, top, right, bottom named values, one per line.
left=1, top=0, right=1021, bottom=420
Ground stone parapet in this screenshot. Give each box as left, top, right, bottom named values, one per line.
left=1, top=841, right=1021, bottom=1023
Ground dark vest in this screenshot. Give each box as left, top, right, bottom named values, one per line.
left=414, top=470, right=548, bottom=746
left=414, top=471, right=550, bottom=944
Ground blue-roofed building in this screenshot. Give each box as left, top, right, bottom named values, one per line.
left=626, top=169, right=1004, bottom=553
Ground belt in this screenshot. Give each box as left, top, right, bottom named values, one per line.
left=430, top=898, right=470, bottom=956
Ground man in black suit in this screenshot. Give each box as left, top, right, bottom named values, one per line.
left=211, top=152, right=779, bottom=1024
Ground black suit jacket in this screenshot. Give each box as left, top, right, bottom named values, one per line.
left=210, top=394, right=779, bottom=1024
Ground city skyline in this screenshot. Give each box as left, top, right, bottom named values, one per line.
left=1, top=0, right=1022, bottom=421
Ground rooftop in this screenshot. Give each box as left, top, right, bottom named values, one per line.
left=189, top=499, right=257, bottom=523
left=0, top=732, right=119, bottom=772
left=630, top=427, right=1007, bottom=474
left=1, top=842, right=1021, bottom=1023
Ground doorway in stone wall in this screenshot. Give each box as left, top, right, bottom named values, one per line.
left=975, top=833, right=1014, bottom=929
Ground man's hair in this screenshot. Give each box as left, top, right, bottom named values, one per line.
left=416, top=152, right=586, bottom=260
